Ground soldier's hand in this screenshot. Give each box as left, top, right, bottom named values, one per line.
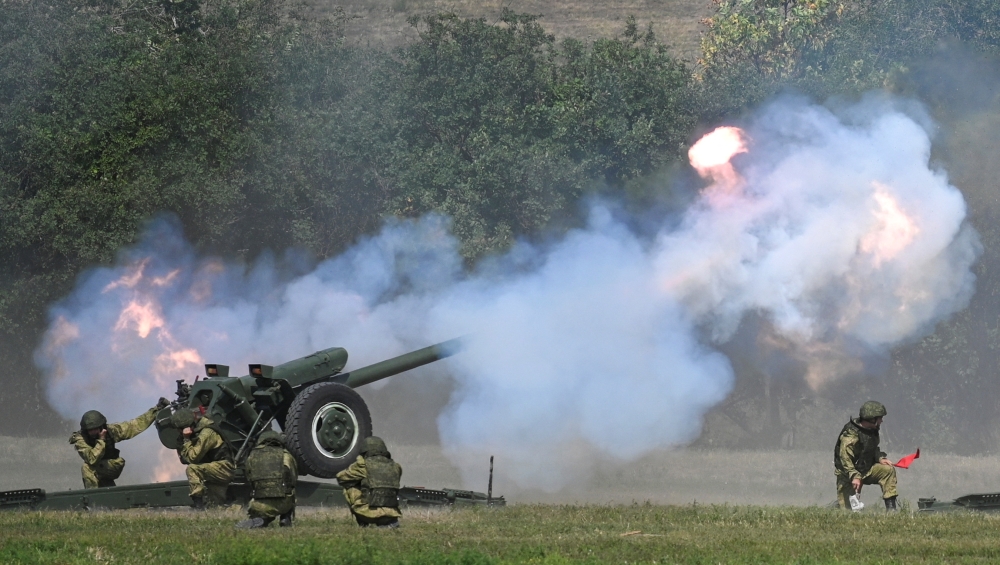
left=182, top=427, right=193, bottom=438
left=879, top=458, right=892, bottom=467
left=156, top=397, right=170, bottom=410
left=98, top=429, right=108, bottom=440
left=851, top=478, right=862, bottom=493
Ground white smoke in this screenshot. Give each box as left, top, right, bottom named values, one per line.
left=36, top=96, right=980, bottom=490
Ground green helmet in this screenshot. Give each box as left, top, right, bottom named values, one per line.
left=361, top=436, right=390, bottom=458
left=80, top=410, right=107, bottom=431
left=859, top=401, right=887, bottom=420
left=170, top=408, right=197, bottom=429
left=256, top=430, right=285, bottom=448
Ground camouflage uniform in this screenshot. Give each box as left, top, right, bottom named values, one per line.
left=834, top=416, right=897, bottom=509
left=336, top=436, right=402, bottom=527
left=180, top=415, right=235, bottom=506
left=237, top=431, right=297, bottom=529
left=69, top=406, right=159, bottom=489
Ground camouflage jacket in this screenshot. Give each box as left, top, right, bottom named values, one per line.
left=246, top=444, right=297, bottom=499
left=180, top=417, right=231, bottom=464
left=69, top=406, right=158, bottom=465
left=834, top=418, right=887, bottom=480
left=336, top=455, right=403, bottom=518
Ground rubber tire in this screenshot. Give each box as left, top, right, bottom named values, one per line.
left=284, top=382, right=372, bottom=478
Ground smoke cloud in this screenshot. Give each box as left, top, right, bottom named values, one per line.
left=36, top=96, right=980, bottom=490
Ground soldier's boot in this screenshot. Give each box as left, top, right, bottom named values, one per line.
left=885, top=496, right=899, bottom=511
left=191, top=496, right=207, bottom=511
left=235, top=517, right=272, bottom=530
left=377, top=518, right=400, bottom=529
left=279, top=509, right=294, bottom=527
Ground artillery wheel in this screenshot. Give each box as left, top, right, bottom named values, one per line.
left=285, top=382, right=372, bottom=478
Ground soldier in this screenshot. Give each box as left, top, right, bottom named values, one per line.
left=236, top=430, right=297, bottom=529
left=70, top=399, right=169, bottom=489
left=335, top=436, right=402, bottom=528
left=834, top=400, right=899, bottom=511
left=172, top=407, right=235, bottom=509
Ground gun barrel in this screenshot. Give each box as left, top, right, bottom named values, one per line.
left=341, top=338, right=463, bottom=389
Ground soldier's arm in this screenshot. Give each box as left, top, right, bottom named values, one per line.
left=70, top=434, right=105, bottom=466
left=107, top=407, right=159, bottom=442
left=836, top=435, right=862, bottom=480
left=180, top=428, right=222, bottom=464
left=335, top=456, right=366, bottom=487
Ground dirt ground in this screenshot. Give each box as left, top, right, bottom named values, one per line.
left=4, top=436, right=999, bottom=508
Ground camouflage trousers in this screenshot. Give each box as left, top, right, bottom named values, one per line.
left=248, top=496, right=295, bottom=519
left=82, top=458, right=125, bottom=489
left=836, top=463, right=898, bottom=509
left=186, top=460, right=235, bottom=505
left=342, top=486, right=402, bottom=522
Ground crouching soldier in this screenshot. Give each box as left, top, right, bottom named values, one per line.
left=237, top=430, right=297, bottom=529
left=71, top=399, right=169, bottom=488
left=336, top=436, right=402, bottom=528
left=172, top=408, right=235, bottom=509
left=835, top=400, right=899, bottom=511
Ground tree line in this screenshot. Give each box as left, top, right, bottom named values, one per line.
left=2, top=0, right=1000, bottom=449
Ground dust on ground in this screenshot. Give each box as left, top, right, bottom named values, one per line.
left=3, top=437, right=998, bottom=508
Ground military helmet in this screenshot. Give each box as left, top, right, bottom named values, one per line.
left=256, top=430, right=285, bottom=447
left=361, top=435, right=390, bottom=458
left=170, top=408, right=197, bottom=429
left=859, top=401, right=887, bottom=420
left=80, top=410, right=107, bottom=431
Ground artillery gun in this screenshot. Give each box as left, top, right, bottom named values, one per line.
left=0, top=337, right=507, bottom=511
left=157, top=338, right=462, bottom=477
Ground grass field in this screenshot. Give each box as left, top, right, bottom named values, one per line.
left=5, top=503, right=1000, bottom=564
left=7, top=438, right=1000, bottom=563
left=302, top=0, right=713, bottom=61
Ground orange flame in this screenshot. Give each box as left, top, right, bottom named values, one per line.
left=688, top=126, right=749, bottom=199
left=103, top=259, right=151, bottom=293
left=859, top=182, right=919, bottom=266
left=108, top=262, right=220, bottom=394
left=153, top=348, right=204, bottom=389
left=150, top=269, right=181, bottom=287
left=114, top=300, right=165, bottom=339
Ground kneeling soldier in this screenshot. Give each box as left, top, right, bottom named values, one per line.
left=237, top=430, right=297, bottom=529
left=172, top=408, right=235, bottom=509
left=71, top=399, right=169, bottom=488
left=834, top=400, right=899, bottom=511
left=336, top=436, right=402, bottom=528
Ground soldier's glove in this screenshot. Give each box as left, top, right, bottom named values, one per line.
left=156, top=397, right=170, bottom=410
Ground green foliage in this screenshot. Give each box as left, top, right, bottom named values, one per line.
left=696, top=0, right=1000, bottom=115
left=391, top=10, right=580, bottom=257
left=0, top=2, right=697, bottom=429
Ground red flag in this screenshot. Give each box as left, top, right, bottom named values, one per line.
left=894, top=448, right=920, bottom=469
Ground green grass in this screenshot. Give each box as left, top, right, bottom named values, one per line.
left=3, top=504, right=1000, bottom=564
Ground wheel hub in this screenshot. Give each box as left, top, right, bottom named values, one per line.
left=312, top=402, right=358, bottom=458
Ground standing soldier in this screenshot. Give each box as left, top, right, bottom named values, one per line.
left=70, top=399, right=169, bottom=489
left=834, top=400, right=899, bottom=511
left=236, top=430, right=297, bottom=529
left=335, top=436, right=402, bottom=528
left=171, top=408, right=235, bottom=509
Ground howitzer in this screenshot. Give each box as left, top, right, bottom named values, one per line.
left=156, top=338, right=462, bottom=478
